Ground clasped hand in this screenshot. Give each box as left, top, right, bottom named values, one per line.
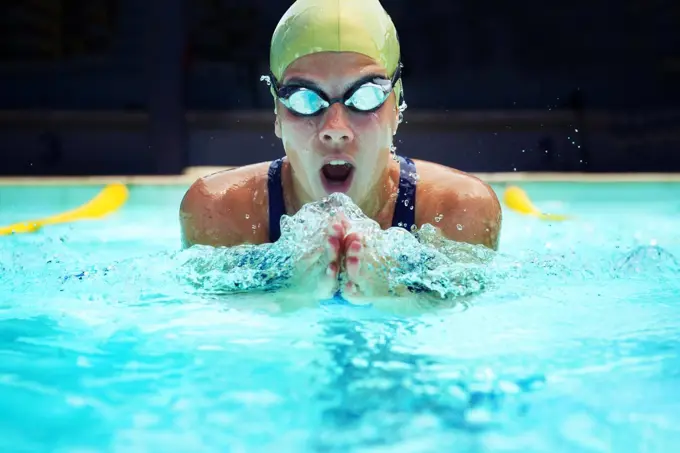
left=294, top=215, right=390, bottom=302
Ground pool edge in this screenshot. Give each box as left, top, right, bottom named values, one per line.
left=1, top=169, right=680, bottom=186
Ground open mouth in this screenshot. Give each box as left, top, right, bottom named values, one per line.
left=320, top=160, right=354, bottom=193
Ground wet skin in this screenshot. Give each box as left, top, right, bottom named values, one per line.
left=180, top=52, right=502, bottom=301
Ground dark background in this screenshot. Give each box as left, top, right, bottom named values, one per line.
left=1, top=0, right=678, bottom=175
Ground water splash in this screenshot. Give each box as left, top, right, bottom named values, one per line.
left=259, top=74, right=272, bottom=86
left=613, top=245, right=679, bottom=276
left=178, top=193, right=497, bottom=303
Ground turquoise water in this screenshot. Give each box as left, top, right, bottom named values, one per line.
left=1, top=182, right=680, bottom=453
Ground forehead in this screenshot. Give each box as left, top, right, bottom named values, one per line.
left=282, top=51, right=387, bottom=85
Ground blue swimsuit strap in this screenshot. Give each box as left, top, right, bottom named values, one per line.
left=267, top=157, right=286, bottom=243
left=391, top=154, right=418, bottom=232
left=267, top=154, right=418, bottom=242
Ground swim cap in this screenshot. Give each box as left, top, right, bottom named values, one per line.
left=269, top=0, right=403, bottom=105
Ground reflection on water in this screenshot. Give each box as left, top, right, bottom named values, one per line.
left=311, top=316, right=545, bottom=451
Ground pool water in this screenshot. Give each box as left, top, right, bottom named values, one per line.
left=1, top=182, right=680, bottom=453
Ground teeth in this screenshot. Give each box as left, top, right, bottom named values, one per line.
left=328, top=160, right=349, bottom=166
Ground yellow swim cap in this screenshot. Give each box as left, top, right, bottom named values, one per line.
left=269, top=0, right=403, bottom=105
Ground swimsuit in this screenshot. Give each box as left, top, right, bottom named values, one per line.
left=267, top=155, right=417, bottom=242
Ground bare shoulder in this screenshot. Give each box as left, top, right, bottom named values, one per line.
left=413, top=159, right=502, bottom=250
left=179, top=162, right=271, bottom=248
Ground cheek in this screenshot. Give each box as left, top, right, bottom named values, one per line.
left=350, top=111, right=381, bottom=133
left=279, top=112, right=317, bottom=143
left=353, top=111, right=394, bottom=146
left=279, top=113, right=319, bottom=175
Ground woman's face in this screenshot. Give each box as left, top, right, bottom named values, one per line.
left=274, top=51, right=400, bottom=206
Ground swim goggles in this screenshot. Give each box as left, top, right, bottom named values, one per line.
left=265, top=62, right=403, bottom=117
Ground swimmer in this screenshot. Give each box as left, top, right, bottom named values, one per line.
left=180, top=0, right=501, bottom=302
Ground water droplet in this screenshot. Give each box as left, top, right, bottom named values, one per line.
left=410, top=224, right=418, bottom=232
left=404, top=199, right=409, bottom=206
left=457, top=224, right=463, bottom=231
left=409, top=205, right=414, bottom=211
left=245, top=214, right=250, bottom=219
left=575, top=128, right=579, bottom=132
left=434, top=214, right=443, bottom=223
left=513, top=167, right=517, bottom=171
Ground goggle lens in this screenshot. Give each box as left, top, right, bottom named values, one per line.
left=345, top=84, right=388, bottom=111
left=284, top=88, right=330, bottom=115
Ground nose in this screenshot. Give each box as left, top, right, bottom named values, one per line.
left=319, top=103, right=354, bottom=145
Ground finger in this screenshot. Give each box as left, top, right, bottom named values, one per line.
left=330, top=222, right=345, bottom=238
left=345, top=251, right=362, bottom=284
left=343, top=232, right=363, bottom=255
left=324, top=223, right=344, bottom=261
left=345, top=237, right=362, bottom=257
left=327, top=235, right=341, bottom=261
left=345, top=256, right=361, bottom=281
left=332, top=212, right=350, bottom=230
